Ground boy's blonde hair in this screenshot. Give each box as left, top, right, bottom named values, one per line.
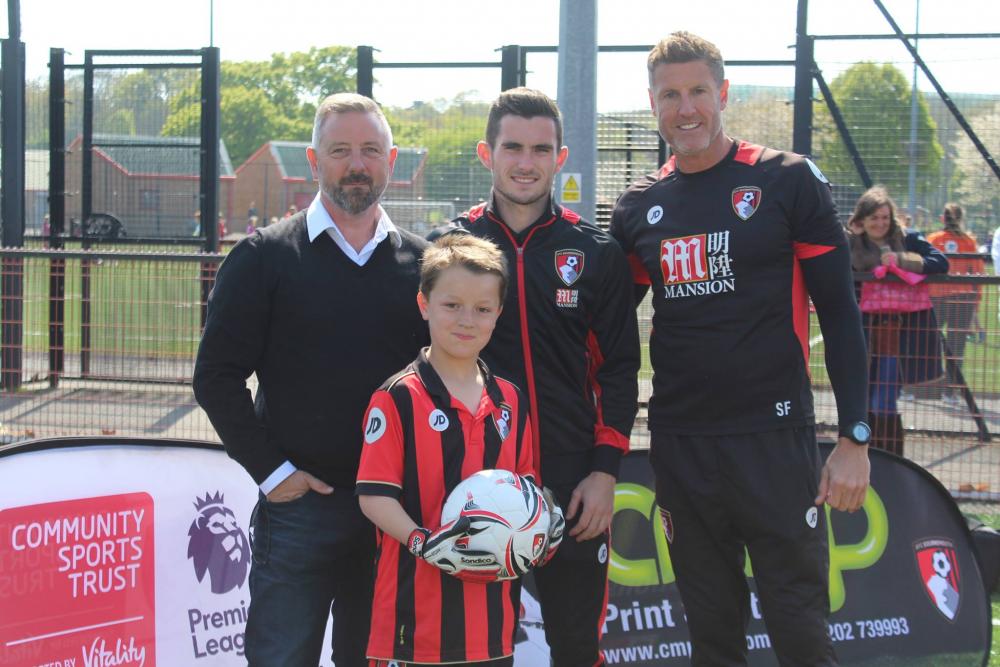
left=420, top=233, right=508, bottom=302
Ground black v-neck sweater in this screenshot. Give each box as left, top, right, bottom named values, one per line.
left=194, top=211, right=429, bottom=488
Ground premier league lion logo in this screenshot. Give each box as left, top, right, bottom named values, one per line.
left=187, top=491, right=251, bottom=594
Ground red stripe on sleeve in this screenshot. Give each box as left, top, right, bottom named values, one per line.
left=793, top=241, right=835, bottom=260
left=658, top=156, right=676, bottom=179
left=466, top=202, right=487, bottom=223
left=357, top=391, right=407, bottom=490
left=628, top=253, right=651, bottom=286
left=560, top=206, right=581, bottom=224
left=733, top=141, right=765, bottom=165
left=586, top=331, right=630, bottom=453
left=791, top=257, right=811, bottom=373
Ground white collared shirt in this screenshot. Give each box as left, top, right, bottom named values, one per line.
left=305, top=192, right=401, bottom=265
left=261, top=192, right=402, bottom=495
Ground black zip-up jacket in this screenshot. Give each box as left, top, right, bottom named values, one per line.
left=446, top=197, right=640, bottom=487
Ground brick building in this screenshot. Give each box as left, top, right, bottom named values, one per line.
left=65, top=134, right=235, bottom=238
left=232, top=141, right=433, bottom=233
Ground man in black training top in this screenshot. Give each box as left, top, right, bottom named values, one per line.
left=444, top=87, right=640, bottom=666
left=194, top=93, right=427, bottom=666
left=610, top=32, right=870, bottom=666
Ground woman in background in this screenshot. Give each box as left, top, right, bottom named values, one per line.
left=849, top=187, right=948, bottom=456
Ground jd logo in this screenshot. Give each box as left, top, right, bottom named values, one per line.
left=429, top=409, right=450, bottom=432
left=364, top=407, right=387, bottom=444
left=609, top=483, right=888, bottom=612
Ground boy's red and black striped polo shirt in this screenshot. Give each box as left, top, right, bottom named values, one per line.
left=357, top=349, right=534, bottom=664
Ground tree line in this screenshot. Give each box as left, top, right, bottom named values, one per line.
left=22, top=48, right=1000, bottom=233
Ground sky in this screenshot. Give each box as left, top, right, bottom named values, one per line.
left=13, top=0, right=1000, bottom=111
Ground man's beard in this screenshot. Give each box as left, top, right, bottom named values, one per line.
left=326, top=173, right=382, bottom=215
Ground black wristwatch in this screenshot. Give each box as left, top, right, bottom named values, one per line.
left=841, top=421, right=872, bottom=446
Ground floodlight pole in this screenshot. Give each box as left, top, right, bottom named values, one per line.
left=1, top=0, right=25, bottom=247
left=907, top=0, right=920, bottom=219
left=201, top=47, right=221, bottom=253
left=792, top=0, right=813, bottom=157
left=1, top=0, right=25, bottom=390
left=556, top=0, right=597, bottom=222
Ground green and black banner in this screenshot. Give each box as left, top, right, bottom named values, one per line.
left=591, top=443, right=991, bottom=666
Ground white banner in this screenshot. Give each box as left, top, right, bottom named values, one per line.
left=2, top=439, right=988, bottom=666
left=0, top=439, right=551, bottom=666
left=0, top=440, right=261, bottom=666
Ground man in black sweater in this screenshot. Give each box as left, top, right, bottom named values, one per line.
left=193, top=93, right=428, bottom=666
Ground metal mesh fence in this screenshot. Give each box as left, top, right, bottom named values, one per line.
left=0, top=249, right=218, bottom=442
left=1, top=247, right=997, bottom=502
left=3, top=36, right=998, bottom=511
left=21, top=52, right=227, bottom=243
left=812, top=36, right=1000, bottom=240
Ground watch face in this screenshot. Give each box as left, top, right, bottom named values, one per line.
left=852, top=422, right=872, bottom=444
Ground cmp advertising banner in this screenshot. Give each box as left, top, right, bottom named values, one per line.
left=0, top=438, right=991, bottom=666
left=586, top=443, right=991, bottom=666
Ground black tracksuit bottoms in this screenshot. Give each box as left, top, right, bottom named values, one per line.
left=650, top=426, right=837, bottom=667
left=534, top=481, right=611, bottom=667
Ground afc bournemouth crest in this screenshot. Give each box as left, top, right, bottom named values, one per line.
left=555, top=250, right=584, bottom=286
left=731, top=186, right=761, bottom=221
left=659, top=507, right=674, bottom=544
left=914, top=538, right=961, bottom=621
left=494, top=402, right=513, bottom=440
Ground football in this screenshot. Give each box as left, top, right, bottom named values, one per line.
left=440, top=469, right=551, bottom=580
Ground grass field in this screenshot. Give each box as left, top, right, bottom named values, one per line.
left=967, top=511, right=1000, bottom=666
left=17, top=252, right=210, bottom=359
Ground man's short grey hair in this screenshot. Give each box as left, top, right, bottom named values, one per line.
left=311, top=93, right=393, bottom=148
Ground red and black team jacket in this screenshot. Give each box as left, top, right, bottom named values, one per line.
left=610, top=141, right=867, bottom=437
left=451, top=196, right=640, bottom=488
left=356, top=349, right=534, bottom=664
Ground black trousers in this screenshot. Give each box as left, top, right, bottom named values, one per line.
left=650, top=427, right=836, bottom=667
left=533, top=482, right=611, bottom=667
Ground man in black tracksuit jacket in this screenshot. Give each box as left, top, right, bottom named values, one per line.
left=441, top=88, right=640, bottom=666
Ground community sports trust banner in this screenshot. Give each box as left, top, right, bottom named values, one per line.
left=0, top=439, right=259, bottom=667
left=0, top=438, right=990, bottom=666
left=588, top=444, right=991, bottom=666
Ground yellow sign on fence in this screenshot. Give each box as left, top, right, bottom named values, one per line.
left=560, top=173, right=581, bottom=204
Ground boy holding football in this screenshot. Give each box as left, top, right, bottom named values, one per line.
left=356, top=233, right=564, bottom=666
